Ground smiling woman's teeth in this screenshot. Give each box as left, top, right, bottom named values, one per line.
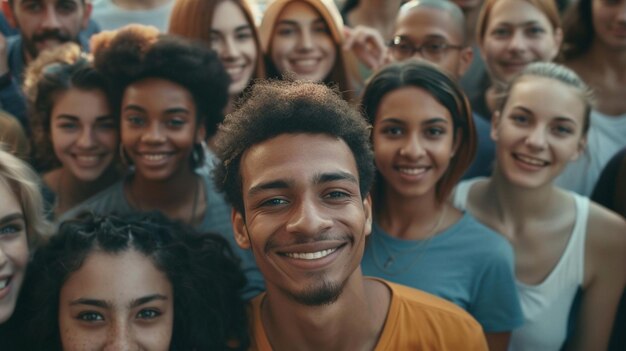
left=398, top=167, right=426, bottom=175
left=284, top=248, right=337, bottom=260
left=144, top=154, right=168, bottom=161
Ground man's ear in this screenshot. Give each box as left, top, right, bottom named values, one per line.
left=457, top=46, right=474, bottom=78
left=3, top=0, right=18, bottom=29
left=231, top=208, right=251, bottom=249
left=363, top=194, right=373, bottom=237
left=490, top=110, right=501, bottom=142
left=81, top=2, right=92, bottom=30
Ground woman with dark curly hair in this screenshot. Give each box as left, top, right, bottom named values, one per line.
left=61, top=25, right=264, bottom=300
left=23, top=43, right=120, bottom=218
left=0, top=147, right=51, bottom=350
left=18, top=212, right=248, bottom=350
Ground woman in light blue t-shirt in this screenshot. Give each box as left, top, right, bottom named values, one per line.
left=360, top=60, right=522, bottom=351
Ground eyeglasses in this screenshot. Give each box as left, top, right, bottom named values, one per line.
left=388, top=36, right=464, bottom=61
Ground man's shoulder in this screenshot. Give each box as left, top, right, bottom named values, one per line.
left=375, top=279, right=488, bottom=351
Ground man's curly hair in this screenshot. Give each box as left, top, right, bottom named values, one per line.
left=213, top=80, right=375, bottom=214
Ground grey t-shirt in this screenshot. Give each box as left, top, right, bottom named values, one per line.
left=60, top=173, right=265, bottom=300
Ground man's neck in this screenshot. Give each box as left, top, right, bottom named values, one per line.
left=261, top=274, right=391, bottom=351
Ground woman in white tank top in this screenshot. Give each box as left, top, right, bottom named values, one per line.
left=453, top=62, right=626, bottom=351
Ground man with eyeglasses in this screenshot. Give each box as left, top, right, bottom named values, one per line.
left=388, top=0, right=496, bottom=180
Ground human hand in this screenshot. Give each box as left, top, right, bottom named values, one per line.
left=342, top=25, right=387, bottom=71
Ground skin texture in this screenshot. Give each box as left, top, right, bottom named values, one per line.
left=233, top=133, right=372, bottom=306
left=373, top=87, right=457, bottom=202
left=462, top=75, right=626, bottom=351
left=270, top=1, right=337, bottom=83
left=392, top=5, right=472, bottom=80
left=49, top=88, right=117, bottom=182
left=120, top=78, right=204, bottom=183
left=491, top=77, right=586, bottom=189
left=2, top=0, right=91, bottom=60
left=58, top=250, right=174, bottom=351
left=479, top=0, right=562, bottom=83
left=592, top=0, right=626, bottom=49
left=0, top=182, right=28, bottom=324
left=210, top=1, right=257, bottom=96
left=232, top=132, right=394, bottom=350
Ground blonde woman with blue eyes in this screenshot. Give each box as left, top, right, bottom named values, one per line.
left=453, top=62, right=626, bottom=351
left=0, top=148, right=50, bottom=351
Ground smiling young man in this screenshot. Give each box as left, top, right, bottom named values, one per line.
left=214, top=80, right=488, bottom=350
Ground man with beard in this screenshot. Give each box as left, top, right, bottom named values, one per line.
left=0, top=0, right=92, bottom=127
left=213, top=79, right=488, bottom=350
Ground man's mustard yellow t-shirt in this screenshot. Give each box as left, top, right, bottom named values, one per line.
left=247, top=278, right=488, bottom=350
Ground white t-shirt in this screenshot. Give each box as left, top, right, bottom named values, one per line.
left=555, top=109, right=626, bottom=196
left=91, top=0, right=175, bottom=32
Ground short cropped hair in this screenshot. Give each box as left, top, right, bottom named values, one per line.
left=0, top=147, right=52, bottom=247
left=496, top=62, right=593, bottom=135
left=361, top=60, right=476, bottom=204
left=19, top=212, right=248, bottom=350
left=92, top=25, right=229, bottom=139
left=214, top=80, right=375, bottom=214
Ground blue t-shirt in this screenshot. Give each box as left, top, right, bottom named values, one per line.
left=362, top=212, right=523, bottom=332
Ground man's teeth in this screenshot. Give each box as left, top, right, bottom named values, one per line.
left=516, top=154, right=547, bottom=166
left=144, top=154, right=168, bottom=161
left=0, top=279, right=9, bottom=289
left=284, top=248, right=337, bottom=260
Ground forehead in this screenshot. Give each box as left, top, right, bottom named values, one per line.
left=278, top=1, right=323, bottom=23
left=488, top=0, right=552, bottom=27
left=506, top=77, right=586, bottom=122
left=60, top=249, right=172, bottom=301
left=0, top=180, right=20, bottom=216
left=239, top=133, right=359, bottom=191
left=396, top=6, right=463, bottom=42
left=212, top=1, right=249, bottom=30
left=123, top=78, right=195, bottom=109
left=376, top=86, right=452, bottom=123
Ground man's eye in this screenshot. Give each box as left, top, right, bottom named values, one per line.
left=136, top=309, right=161, bottom=320
left=424, top=42, right=446, bottom=53
left=261, top=198, right=288, bottom=206
left=77, top=312, right=104, bottom=322
left=325, top=191, right=350, bottom=199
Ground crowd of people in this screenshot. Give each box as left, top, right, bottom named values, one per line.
left=0, top=0, right=624, bottom=350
